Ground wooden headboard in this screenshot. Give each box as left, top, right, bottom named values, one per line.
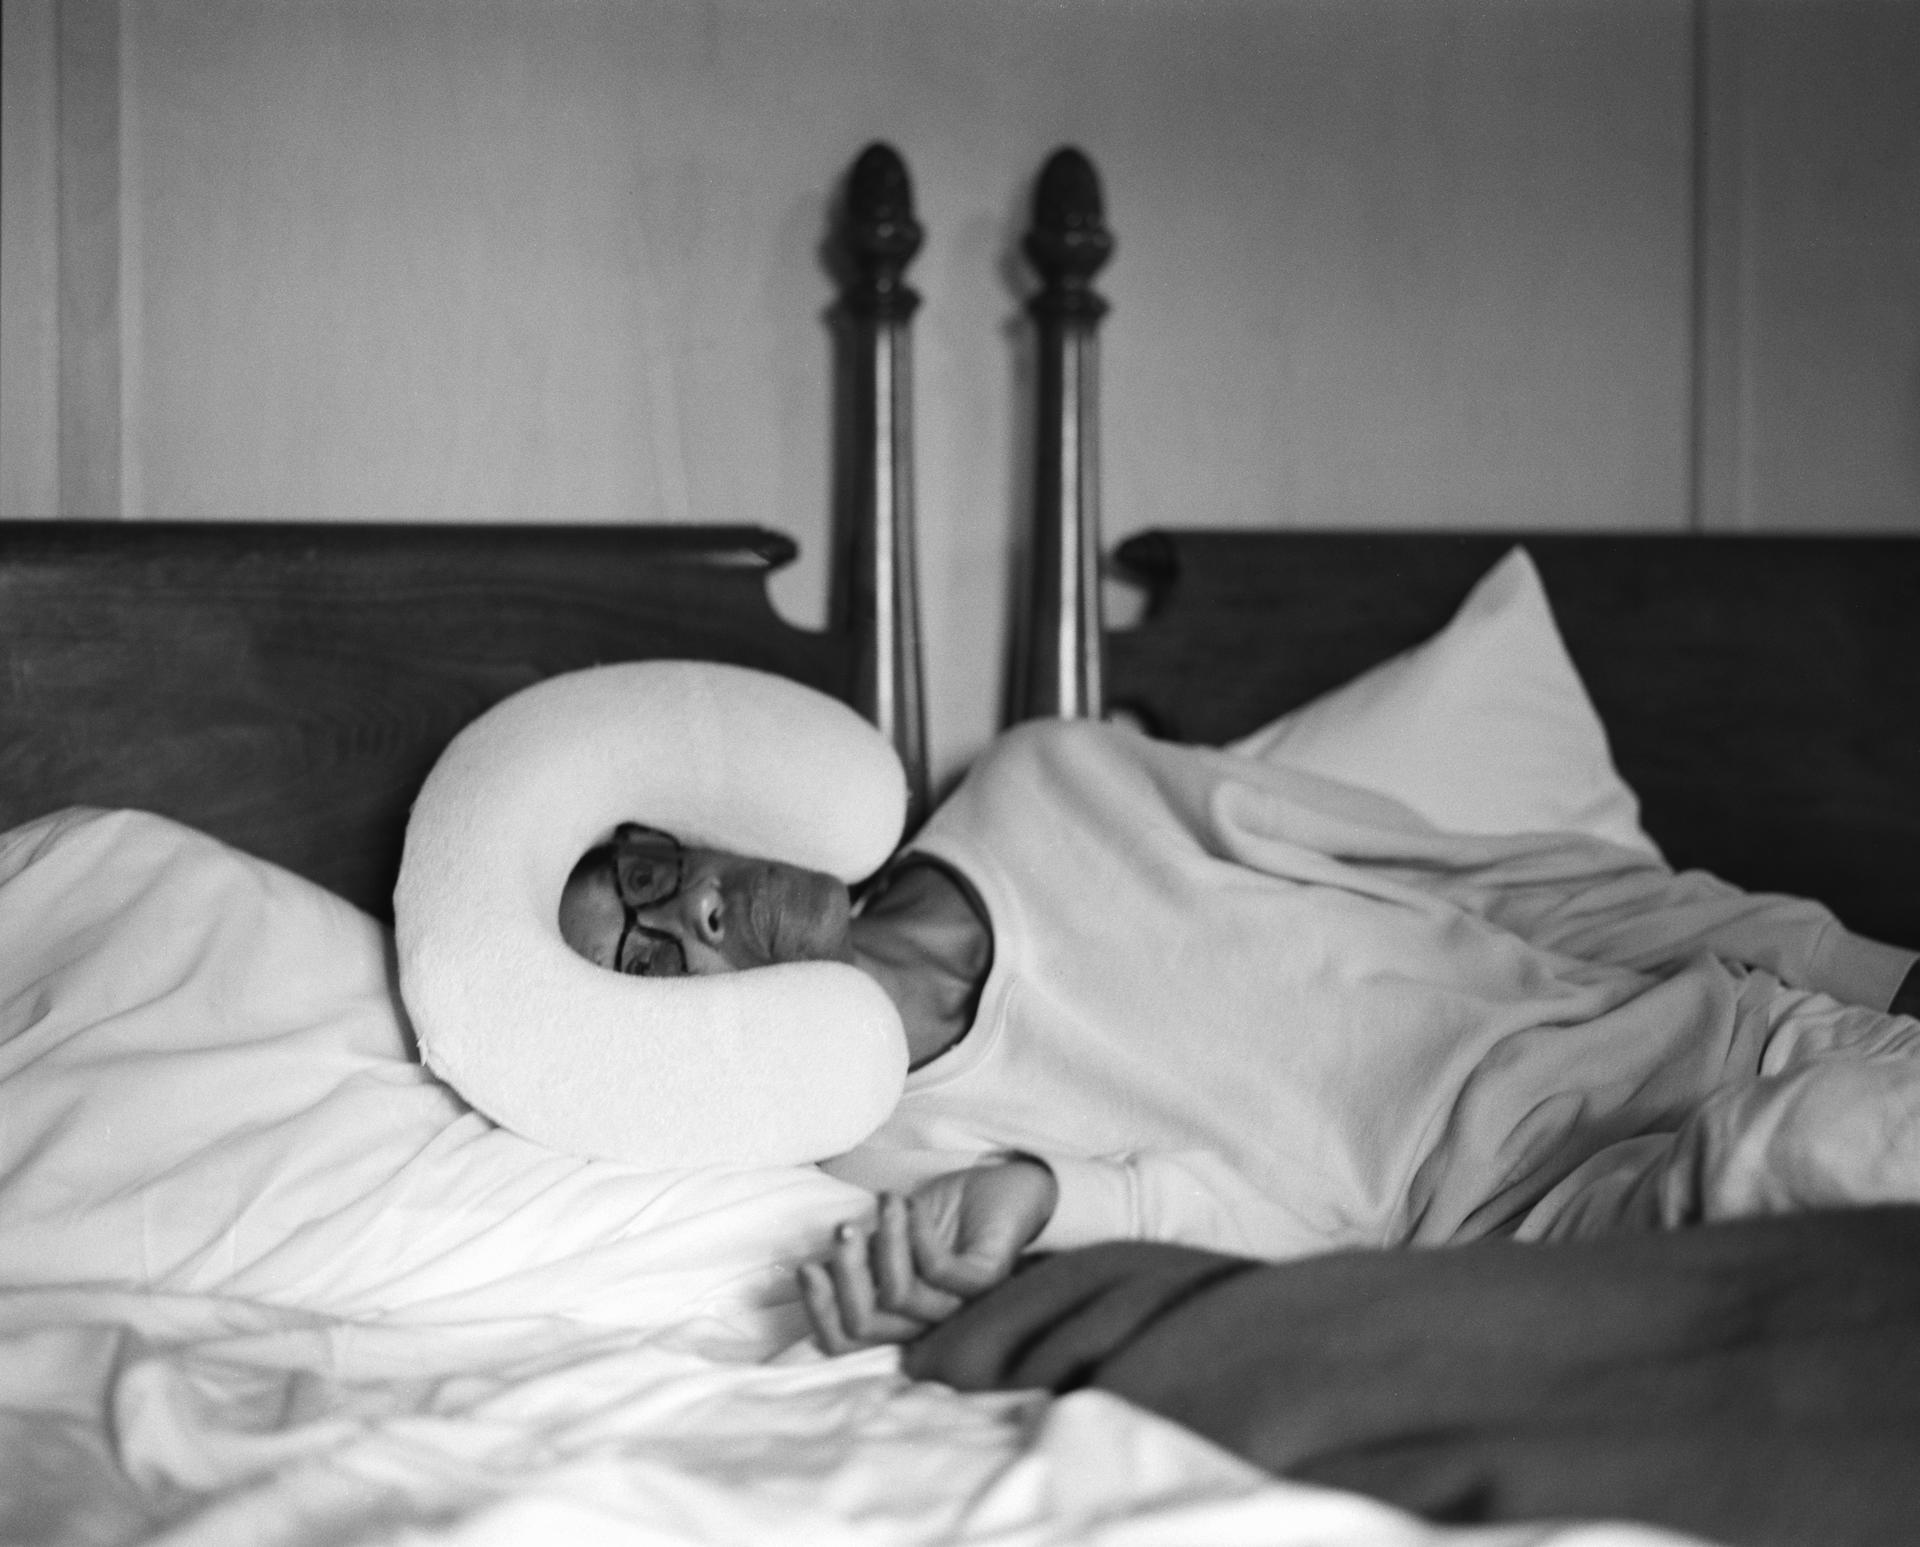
left=1003, top=147, right=1919, bottom=949
left=0, top=143, right=935, bottom=920
left=0, top=522, right=850, bottom=917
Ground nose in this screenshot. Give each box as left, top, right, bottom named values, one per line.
left=669, top=872, right=731, bottom=950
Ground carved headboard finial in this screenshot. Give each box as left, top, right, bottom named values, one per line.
left=836, top=142, right=929, bottom=824
left=1025, top=146, right=1113, bottom=321
left=1010, top=146, right=1113, bottom=728
left=846, top=142, right=923, bottom=323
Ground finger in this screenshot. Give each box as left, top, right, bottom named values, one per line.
left=871, top=1195, right=913, bottom=1305
left=874, top=1194, right=964, bottom=1323
left=827, top=1221, right=883, bottom=1341
left=826, top=1221, right=925, bottom=1347
left=908, top=1201, right=1012, bottom=1298
left=805, top=1253, right=918, bottom=1355
left=800, top=1262, right=858, bottom=1356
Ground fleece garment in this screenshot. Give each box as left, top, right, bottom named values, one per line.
left=825, top=721, right=1919, bottom=1255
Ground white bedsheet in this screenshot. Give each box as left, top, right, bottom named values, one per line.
left=2, top=1288, right=1690, bottom=1547
left=0, top=810, right=1704, bottom=1546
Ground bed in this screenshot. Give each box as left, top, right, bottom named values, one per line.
left=4, top=140, right=1917, bottom=1547
left=0, top=141, right=1452, bottom=1547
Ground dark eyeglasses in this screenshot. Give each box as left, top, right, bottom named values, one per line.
left=609, top=823, right=689, bottom=978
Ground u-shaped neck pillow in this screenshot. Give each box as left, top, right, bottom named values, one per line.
left=395, top=661, right=909, bottom=1169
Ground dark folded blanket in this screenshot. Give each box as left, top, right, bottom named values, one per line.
left=906, top=1208, right=1920, bottom=1547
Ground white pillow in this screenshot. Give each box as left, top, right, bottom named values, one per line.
left=396, top=661, right=909, bottom=1171
left=0, top=807, right=865, bottom=1349
left=1230, top=547, right=1658, bottom=856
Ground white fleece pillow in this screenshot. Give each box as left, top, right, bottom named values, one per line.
left=1231, top=547, right=1658, bottom=856
left=396, top=661, right=910, bottom=1171
left=0, top=806, right=867, bottom=1345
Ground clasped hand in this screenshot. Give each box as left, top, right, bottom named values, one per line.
left=801, top=1157, right=1058, bottom=1354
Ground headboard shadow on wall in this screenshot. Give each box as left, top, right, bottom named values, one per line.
left=0, top=144, right=934, bottom=919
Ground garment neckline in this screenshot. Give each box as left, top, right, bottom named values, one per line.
left=888, top=847, right=1010, bottom=1087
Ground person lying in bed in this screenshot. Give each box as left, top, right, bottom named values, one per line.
left=557, top=717, right=1920, bottom=1356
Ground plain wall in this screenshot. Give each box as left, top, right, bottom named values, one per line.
left=1, top=0, right=59, bottom=521
left=1697, top=0, right=1920, bottom=529
left=3, top=0, right=1915, bottom=779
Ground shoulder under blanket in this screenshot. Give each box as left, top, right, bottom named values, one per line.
left=905, top=1208, right=1920, bottom=1547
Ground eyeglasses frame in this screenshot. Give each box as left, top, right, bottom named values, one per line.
left=609, top=823, right=689, bottom=977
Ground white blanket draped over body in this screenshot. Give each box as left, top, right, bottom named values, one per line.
left=5, top=807, right=1700, bottom=1547
left=828, top=722, right=1920, bottom=1257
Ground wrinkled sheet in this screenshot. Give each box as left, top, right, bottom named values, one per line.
left=0, top=809, right=1702, bottom=1546
left=2, top=1285, right=1712, bottom=1547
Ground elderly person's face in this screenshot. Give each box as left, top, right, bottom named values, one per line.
left=558, top=823, right=853, bottom=977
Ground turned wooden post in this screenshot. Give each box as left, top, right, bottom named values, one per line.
left=839, top=142, right=930, bottom=822
left=1012, top=146, right=1113, bottom=724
